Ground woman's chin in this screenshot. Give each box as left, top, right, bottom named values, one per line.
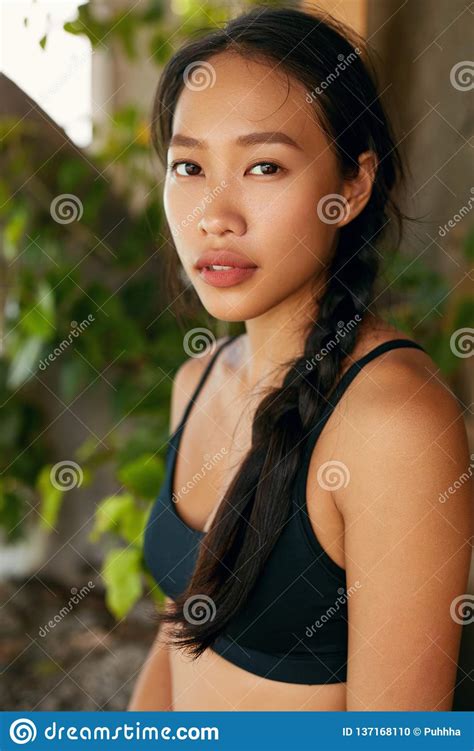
left=198, top=305, right=251, bottom=323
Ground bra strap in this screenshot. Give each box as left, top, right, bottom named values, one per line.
left=300, top=338, right=426, bottom=461
left=174, top=334, right=238, bottom=434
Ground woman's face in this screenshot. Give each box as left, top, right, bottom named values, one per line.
left=163, top=51, right=348, bottom=323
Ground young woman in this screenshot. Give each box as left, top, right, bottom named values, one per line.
left=129, top=6, right=472, bottom=711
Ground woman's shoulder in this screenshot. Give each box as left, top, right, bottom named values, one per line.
left=330, top=322, right=469, bottom=515
left=340, top=320, right=451, bottom=417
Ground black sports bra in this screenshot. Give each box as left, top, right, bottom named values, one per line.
left=143, top=334, right=426, bottom=685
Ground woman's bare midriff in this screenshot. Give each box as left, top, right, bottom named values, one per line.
left=169, top=642, right=346, bottom=711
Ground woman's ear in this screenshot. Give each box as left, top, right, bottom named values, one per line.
left=338, top=150, right=378, bottom=226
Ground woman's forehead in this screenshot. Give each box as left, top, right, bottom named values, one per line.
left=172, top=53, right=325, bottom=154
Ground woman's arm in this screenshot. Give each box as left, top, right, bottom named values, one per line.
left=127, top=599, right=174, bottom=710
left=128, top=346, right=222, bottom=710
left=335, top=355, right=472, bottom=710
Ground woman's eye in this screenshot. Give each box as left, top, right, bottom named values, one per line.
left=167, top=160, right=282, bottom=177
left=168, top=161, right=202, bottom=177
left=247, top=162, right=281, bottom=176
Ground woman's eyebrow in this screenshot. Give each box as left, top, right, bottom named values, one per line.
left=168, top=131, right=303, bottom=150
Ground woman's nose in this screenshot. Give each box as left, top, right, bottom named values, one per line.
left=197, top=211, right=246, bottom=238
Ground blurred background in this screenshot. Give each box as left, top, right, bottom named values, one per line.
left=0, top=0, right=472, bottom=710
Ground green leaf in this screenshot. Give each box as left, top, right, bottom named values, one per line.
left=90, top=494, right=129, bottom=541
left=21, top=307, right=52, bottom=339
left=21, top=280, right=56, bottom=339
left=7, top=336, right=44, bottom=389
left=37, top=465, right=64, bottom=531
left=91, top=493, right=126, bottom=538
left=102, top=547, right=143, bottom=619
left=90, top=492, right=148, bottom=545
left=63, top=4, right=106, bottom=47
left=117, top=453, right=165, bottom=499
left=4, top=205, right=28, bottom=260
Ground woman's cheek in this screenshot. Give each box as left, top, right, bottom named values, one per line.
left=164, top=190, right=194, bottom=247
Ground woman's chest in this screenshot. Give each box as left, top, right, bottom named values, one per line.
left=172, top=391, right=346, bottom=571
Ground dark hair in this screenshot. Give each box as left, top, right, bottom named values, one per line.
left=150, top=4, right=404, bottom=657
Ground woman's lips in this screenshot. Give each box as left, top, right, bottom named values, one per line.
left=198, top=266, right=258, bottom=287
